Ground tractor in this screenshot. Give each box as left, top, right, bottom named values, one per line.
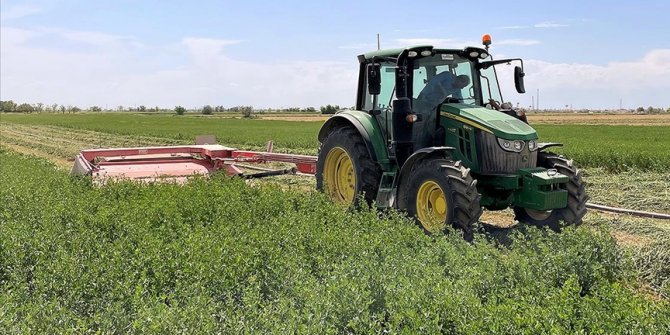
left=316, top=35, right=588, bottom=240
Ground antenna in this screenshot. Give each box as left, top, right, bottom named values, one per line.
left=377, top=33, right=380, bottom=50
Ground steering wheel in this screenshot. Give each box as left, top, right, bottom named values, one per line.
left=487, top=99, right=501, bottom=110
left=443, top=97, right=462, bottom=104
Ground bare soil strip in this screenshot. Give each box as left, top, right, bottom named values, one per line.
left=526, top=113, right=670, bottom=125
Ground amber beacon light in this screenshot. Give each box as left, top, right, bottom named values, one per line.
left=482, top=34, right=492, bottom=48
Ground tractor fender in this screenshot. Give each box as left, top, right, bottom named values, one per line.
left=318, top=112, right=389, bottom=164
left=395, top=146, right=455, bottom=207
left=538, top=142, right=563, bottom=151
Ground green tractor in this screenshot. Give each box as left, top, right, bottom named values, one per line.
left=316, top=37, right=588, bottom=240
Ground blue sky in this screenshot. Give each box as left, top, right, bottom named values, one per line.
left=1, top=0, right=669, bottom=109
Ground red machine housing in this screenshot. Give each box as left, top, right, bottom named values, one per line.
left=72, top=144, right=317, bottom=184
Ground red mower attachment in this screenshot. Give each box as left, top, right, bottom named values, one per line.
left=71, top=141, right=317, bottom=184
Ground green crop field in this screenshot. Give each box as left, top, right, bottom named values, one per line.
left=1, top=112, right=670, bottom=333
left=2, top=113, right=669, bottom=171
left=0, top=113, right=322, bottom=153
left=1, top=150, right=669, bottom=333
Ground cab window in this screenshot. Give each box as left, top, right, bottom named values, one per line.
left=364, top=62, right=395, bottom=111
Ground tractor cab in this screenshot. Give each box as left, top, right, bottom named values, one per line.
left=357, top=45, right=528, bottom=154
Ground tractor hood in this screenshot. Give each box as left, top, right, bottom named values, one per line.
left=440, top=104, right=538, bottom=140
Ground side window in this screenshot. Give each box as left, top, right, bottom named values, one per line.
left=453, top=62, right=475, bottom=103
left=364, top=62, right=396, bottom=111
left=412, top=66, right=427, bottom=99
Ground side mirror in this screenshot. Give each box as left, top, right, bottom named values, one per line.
left=514, top=66, right=525, bottom=94
left=367, top=64, right=381, bottom=95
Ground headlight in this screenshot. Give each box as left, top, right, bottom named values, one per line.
left=498, top=138, right=512, bottom=150
left=528, top=140, right=537, bottom=151
left=498, top=138, right=525, bottom=152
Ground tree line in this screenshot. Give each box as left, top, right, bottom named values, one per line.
left=1, top=100, right=349, bottom=115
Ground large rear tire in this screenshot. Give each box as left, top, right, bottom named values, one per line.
left=514, top=152, right=588, bottom=231
left=316, top=127, right=381, bottom=206
left=400, top=159, right=482, bottom=241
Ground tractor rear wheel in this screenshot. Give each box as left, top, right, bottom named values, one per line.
left=316, top=127, right=381, bottom=206
left=514, top=152, right=588, bottom=231
left=400, top=159, right=482, bottom=241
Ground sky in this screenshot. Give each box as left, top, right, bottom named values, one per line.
left=1, top=0, right=669, bottom=110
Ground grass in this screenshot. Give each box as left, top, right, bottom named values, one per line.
left=534, top=125, right=670, bottom=172
left=605, top=215, right=670, bottom=298
left=1, top=150, right=669, bottom=333
left=0, top=113, right=322, bottom=153
left=584, top=167, right=670, bottom=213
left=2, top=113, right=669, bottom=171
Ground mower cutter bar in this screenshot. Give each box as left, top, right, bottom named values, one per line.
left=71, top=144, right=317, bottom=184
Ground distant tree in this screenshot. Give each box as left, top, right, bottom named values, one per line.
left=240, top=106, right=253, bottom=118
left=201, top=105, right=213, bottom=115
left=0, top=100, right=17, bottom=113
left=214, top=105, right=226, bottom=113
left=320, top=104, right=340, bottom=114
left=117, top=105, right=125, bottom=112
left=175, top=106, right=186, bottom=115
left=59, top=105, right=66, bottom=114
left=35, top=103, right=44, bottom=112
left=303, top=107, right=316, bottom=113
left=51, top=103, right=59, bottom=113
left=16, top=103, right=35, bottom=113
left=645, top=106, right=664, bottom=114
left=636, top=106, right=645, bottom=113
left=89, top=106, right=103, bottom=112
left=138, top=105, right=147, bottom=112
left=67, top=105, right=81, bottom=113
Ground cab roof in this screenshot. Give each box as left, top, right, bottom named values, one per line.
left=358, top=45, right=477, bottom=62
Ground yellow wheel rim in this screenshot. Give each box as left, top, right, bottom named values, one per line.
left=323, top=147, right=356, bottom=203
left=416, top=180, right=448, bottom=232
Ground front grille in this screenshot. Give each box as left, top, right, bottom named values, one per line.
left=476, top=131, right=537, bottom=174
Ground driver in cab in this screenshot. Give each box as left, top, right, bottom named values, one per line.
left=413, top=72, right=470, bottom=148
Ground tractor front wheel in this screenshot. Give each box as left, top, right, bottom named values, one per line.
left=400, top=159, right=482, bottom=241
left=514, top=152, right=588, bottom=231
left=316, top=127, right=381, bottom=206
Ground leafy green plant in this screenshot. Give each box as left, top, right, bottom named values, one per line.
left=2, top=114, right=669, bottom=171
left=1, top=150, right=668, bottom=333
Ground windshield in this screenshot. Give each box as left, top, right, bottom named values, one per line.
left=412, top=53, right=477, bottom=106
left=480, top=64, right=504, bottom=107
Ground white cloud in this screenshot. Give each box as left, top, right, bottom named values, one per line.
left=1, top=25, right=668, bottom=110
left=496, top=25, right=530, bottom=30
left=0, top=26, right=357, bottom=108
left=496, top=39, right=541, bottom=46
left=534, top=22, right=569, bottom=28
left=393, top=38, right=478, bottom=48
left=497, top=49, right=670, bottom=109
left=338, top=43, right=377, bottom=50
left=0, top=3, right=42, bottom=21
